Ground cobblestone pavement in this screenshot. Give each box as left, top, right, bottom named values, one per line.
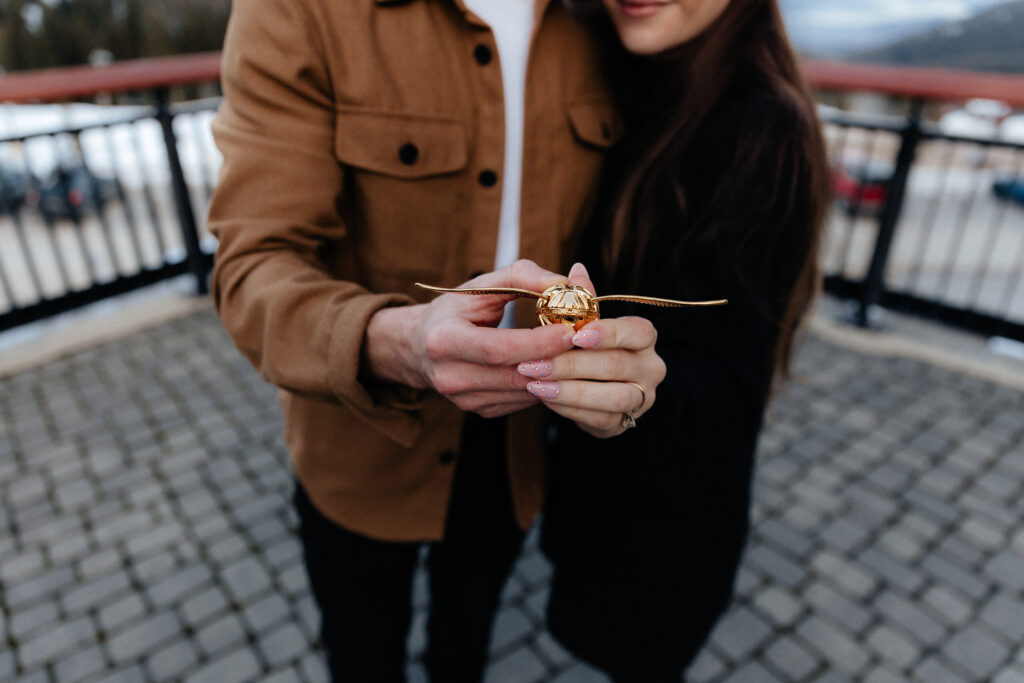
left=1, top=308, right=1022, bottom=683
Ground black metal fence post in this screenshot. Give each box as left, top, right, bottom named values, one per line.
left=854, top=99, right=925, bottom=327
left=155, top=87, right=209, bottom=295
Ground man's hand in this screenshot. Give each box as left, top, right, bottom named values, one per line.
left=363, top=260, right=576, bottom=418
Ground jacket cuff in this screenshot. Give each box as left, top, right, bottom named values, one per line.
left=326, top=292, right=431, bottom=448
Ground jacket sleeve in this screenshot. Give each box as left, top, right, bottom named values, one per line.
left=207, top=0, right=428, bottom=444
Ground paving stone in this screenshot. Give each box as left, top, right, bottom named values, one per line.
left=533, top=631, right=572, bottom=669
left=721, top=660, right=784, bottom=683
left=864, top=666, right=907, bottom=683
left=10, top=600, right=60, bottom=640
left=922, top=585, right=973, bottom=628
left=752, top=586, right=803, bottom=627
left=148, top=564, right=213, bottom=607
left=485, top=648, right=547, bottom=683
left=1, top=309, right=1022, bottom=683
left=821, top=516, right=871, bottom=553
left=106, top=611, right=181, bottom=662
left=184, top=646, right=261, bottom=683
left=764, top=635, right=819, bottom=680
left=146, top=640, right=199, bottom=680
left=796, top=615, right=871, bottom=675
left=19, top=615, right=96, bottom=667
left=259, top=623, right=308, bottom=666
left=921, top=552, right=990, bottom=600
left=221, top=556, right=273, bottom=602
left=805, top=580, right=874, bottom=634
left=6, top=566, right=76, bottom=608
left=62, top=570, right=133, bottom=614
left=489, top=606, right=533, bottom=653
left=979, top=593, right=1024, bottom=643
left=876, top=527, right=925, bottom=563
left=687, top=648, right=727, bottom=683
left=549, top=663, right=612, bottom=683
left=53, top=645, right=107, bottom=683
left=811, top=550, right=877, bottom=599
left=867, top=624, right=920, bottom=668
left=873, top=590, right=947, bottom=647
left=746, top=544, right=807, bottom=588
left=516, top=551, right=553, bottom=586
left=984, top=551, right=1024, bottom=592
left=196, top=613, right=247, bottom=657
left=243, top=592, right=291, bottom=632
left=98, top=593, right=148, bottom=633
left=126, top=521, right=187, bottom=557
left=858, top=547, right=926, bottom=593
left=710, top=606, right=772, bottom=662
left=913, top=656, right=971, bottom=683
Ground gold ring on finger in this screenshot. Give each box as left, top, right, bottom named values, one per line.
left=625, top=382, right=646, bottom=416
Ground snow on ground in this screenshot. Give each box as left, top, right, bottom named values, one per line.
left=0, top=102, right=221, bottom=188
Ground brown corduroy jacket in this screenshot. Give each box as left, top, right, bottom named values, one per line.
left=208, top=0, right=619, bottom=541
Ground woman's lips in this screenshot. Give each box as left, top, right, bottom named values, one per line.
left=617, top=0, right=669, bottom=18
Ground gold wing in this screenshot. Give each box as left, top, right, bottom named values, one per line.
left=592, top=294, right=728, bottom=307
left=414, top=283, right=546, bottom=299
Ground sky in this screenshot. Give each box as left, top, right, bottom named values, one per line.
left=779, top=0, right=1014, bottom=55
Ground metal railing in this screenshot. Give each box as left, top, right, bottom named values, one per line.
left=808, top=60, right=1024, bottom=342
left=0, top=53, right=220, bottom=332
left=821, top=107, right=1024, bottom=341
left=1, top=53, right=1023, bottom=341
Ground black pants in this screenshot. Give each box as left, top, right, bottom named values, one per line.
left=294, top=415, right=525, bottom=683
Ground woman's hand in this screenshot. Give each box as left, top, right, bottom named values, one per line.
left=516, top=263, right=667, bottom=438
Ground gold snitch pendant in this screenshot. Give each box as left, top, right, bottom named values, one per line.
left=415, top=282, right=727, bottom=331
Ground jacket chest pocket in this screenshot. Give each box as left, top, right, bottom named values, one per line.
left=333, top=108, right=470, bottom=293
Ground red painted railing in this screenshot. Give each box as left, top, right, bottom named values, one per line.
left=0, top=51, right=1023, bottom=107
left=0, top=52, right=222, bottom=103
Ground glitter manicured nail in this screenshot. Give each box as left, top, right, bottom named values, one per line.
left=527, top=381, right=560, bottom=400
left=517, top=360, right=553, bottom=378
left=572, top=329, right=600, bottom=348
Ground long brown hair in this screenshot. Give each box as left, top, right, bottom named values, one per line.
left=578, top=0, right=828, bottom=381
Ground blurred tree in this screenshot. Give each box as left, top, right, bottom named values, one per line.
left=0, top=0, right=231, bottom=72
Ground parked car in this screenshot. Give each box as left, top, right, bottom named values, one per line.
left=0, top=161, right=30, bottom=214
left=830, top=151, right=892, bottom=216
left=992, top=177, right=1024, bottom=207
left=23, top=165, right=121, bottom=221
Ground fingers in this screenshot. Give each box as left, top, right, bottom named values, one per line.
left=567, top=261, right=596, bottom=296
left=569, top=317, right=658, bottom=351
left=526, top=379, right=648, bottom=416
left=518, top=349, right=637, bottom=383
left=465, top=258, right=568, bottom=294
left=427, top=323, right=574, bottom=367
left=517, top=345, right=666, bottom=388
left=525, top=378, right=651, bottom=438
left=449, top=390, right=538, bottom=416
left=430, top=361, right=534, bottom=395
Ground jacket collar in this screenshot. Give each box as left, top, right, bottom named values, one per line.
left=374, top=0, right=556, bottom=23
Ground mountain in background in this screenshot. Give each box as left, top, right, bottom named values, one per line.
left=851, top=0, right=1024, bottom=73
left=780, top=0, right=1012, bottom=58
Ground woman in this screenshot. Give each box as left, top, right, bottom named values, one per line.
left=517, top=0, right=829, bottom=679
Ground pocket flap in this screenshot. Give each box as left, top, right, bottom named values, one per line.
left=334, top=108, right=469, bottom=179
left=567, top=101, right=623, bottom=149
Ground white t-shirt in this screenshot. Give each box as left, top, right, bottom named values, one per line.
left=463, top=0, right=534, bottom=326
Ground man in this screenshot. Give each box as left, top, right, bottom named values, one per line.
left=208, top=0, right=618, bottom=679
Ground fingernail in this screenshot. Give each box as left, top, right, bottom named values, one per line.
left=527, top=381, right=560, bottom=400
left=572, top=329, right=600, bottom=348
left=517, top=360, right=553, bottom=378
left=568, top=262, right=586, bottom=278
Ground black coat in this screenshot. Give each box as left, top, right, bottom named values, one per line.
left=542, top=92, right=814, bottom=678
